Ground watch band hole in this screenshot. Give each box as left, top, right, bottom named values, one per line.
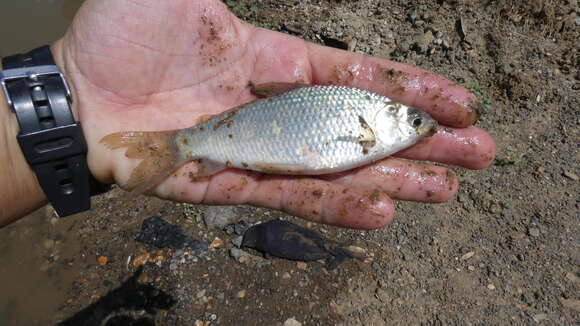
left=34, top=99, right=49, bottom=108
left=34, top=137, right=73, bottom=154
left=54, top=163, right=68, bottom=172
left=59, top=178, right=72, bottom=186
left=37, top=106, right=52, bottom=119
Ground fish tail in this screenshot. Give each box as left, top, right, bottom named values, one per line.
left=100, top=130, right=187, bottom=194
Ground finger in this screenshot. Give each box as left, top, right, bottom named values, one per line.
left=163, top=167, right=394, bottom=230
left=322, top=158, right=459, bottom=203
left=395, top=126, right=496, bottom=170
left=306, top=43, right=483, bottom=128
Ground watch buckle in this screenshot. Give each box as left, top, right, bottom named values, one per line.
left=0, top=65, right=72, bottom=109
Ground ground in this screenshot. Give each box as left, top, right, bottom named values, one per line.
left=0, top=0, right=578, bottom=325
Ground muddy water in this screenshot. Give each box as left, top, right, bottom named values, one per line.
left=0, top=1, right=84, bottom=325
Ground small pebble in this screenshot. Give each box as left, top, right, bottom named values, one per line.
left=461, top=251, right=475, bottom=260
left=284, top=317, right=302, bottom=326
left=209, top=237, right=223, bottom=248
left=528, top=228, right=540, bottom=237
left=97, top=256, right=108, bottom=266
left=132, top=253, right=150, bottom=267
left=487, top=284, right=496, bottom=290
left=468, top=265, right=476, bottom=271
left=345, top=245, right=366, bottom=255
left=563, top=171, right=579, bottom=181
left=43, top=239, right=55, bottom=249
left=231, top=236, right=243, bottom=248
left=296, top=262, right=307, bottom=270
left=236, top=290, right=246, bottom=298
left=229, top=248, right=243, bottom=260
left=565, top=272, right=579, bottom=283
left=532, top=313, right=548, bottom=322
left=560, top=297, right=580, bottom=312
left=282, top=272, right=291, bottom=279
left=238, top=255, right=250, bottom=264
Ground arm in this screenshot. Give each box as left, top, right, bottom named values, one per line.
left=0, top=65, right=47, bottom=226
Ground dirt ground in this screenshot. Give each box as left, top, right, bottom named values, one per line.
left=2, top=0, right=578, bottom=325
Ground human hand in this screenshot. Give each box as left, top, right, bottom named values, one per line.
left=54, top=0, right=495, bottom=229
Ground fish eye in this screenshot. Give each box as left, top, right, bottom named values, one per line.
left=387, top=106, right=397, bottom=113
left=412, top=117, right=423, bottom=127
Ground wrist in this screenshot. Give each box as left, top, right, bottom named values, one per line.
left=0, top=67, right=47, bottom=225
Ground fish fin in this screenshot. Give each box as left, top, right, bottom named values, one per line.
left=196, top=114, right=216, bottom=124
left=250, top=82, right=310, bottom=97
left=252, top=162, right=309, bottom=175
left=100, top=130, right=187, bottom=194
left=357, top=115, right=376, bottom=153
left=187, top=159, right=227, bottom=182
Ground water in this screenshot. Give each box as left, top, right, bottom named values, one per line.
left=0, top=1, right=84, bottom=325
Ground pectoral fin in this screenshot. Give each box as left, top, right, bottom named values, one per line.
left=358, top=116, right=376, bottom=154
left=250, top=82, right=310, bottom=97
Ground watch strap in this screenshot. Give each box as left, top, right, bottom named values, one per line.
left=2, top=46, right=109, bottom=217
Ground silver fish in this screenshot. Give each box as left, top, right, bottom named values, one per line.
left=102, top=83, right=438, bottom=192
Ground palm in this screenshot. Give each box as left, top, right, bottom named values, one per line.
left=59, top=0, right=495, bottom=229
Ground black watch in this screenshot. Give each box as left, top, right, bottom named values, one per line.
left=1, top=45, right=109, bottom=217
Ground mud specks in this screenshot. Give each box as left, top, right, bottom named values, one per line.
left=213, top=110, right=238, bottom=131
left=381, top=68, right=408, bottom=82
left=380, top=67, right=411, bottom=94
left=445, top=169, right=457, bottom=191
left=421, top=167, right=438, bottom=177
left=443, top=127, right=456, bottom=135
left=241, top=162, right=249, bottom=168
left=254, top=163, right=300, bottom=174
left=339, top=195, right=356, bottom=217
left=188, top=171, right=206, bottom=183
left=198, top=14, right=233, bottom=67
left=467, top=99, right=484, bottom=124
left=330, top=63, right=358, bottom=85
left=228, top=134, right=233, bottom=139
left=368, top=189, right=381, bottom=203
left=426, top=190, right=434, bottom=198
left=312, top=190, right=324, bottom=198
left=225, top=176, right=249, bottom=193
left=200, top=15, right=222, bottom=43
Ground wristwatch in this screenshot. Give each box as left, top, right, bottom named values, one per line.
left=1, top=45, right=109, bottom=217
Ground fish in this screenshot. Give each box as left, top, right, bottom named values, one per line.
left=101, top=83, right=438, bottom=193
left=241, top=219, right=366, bottom=269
